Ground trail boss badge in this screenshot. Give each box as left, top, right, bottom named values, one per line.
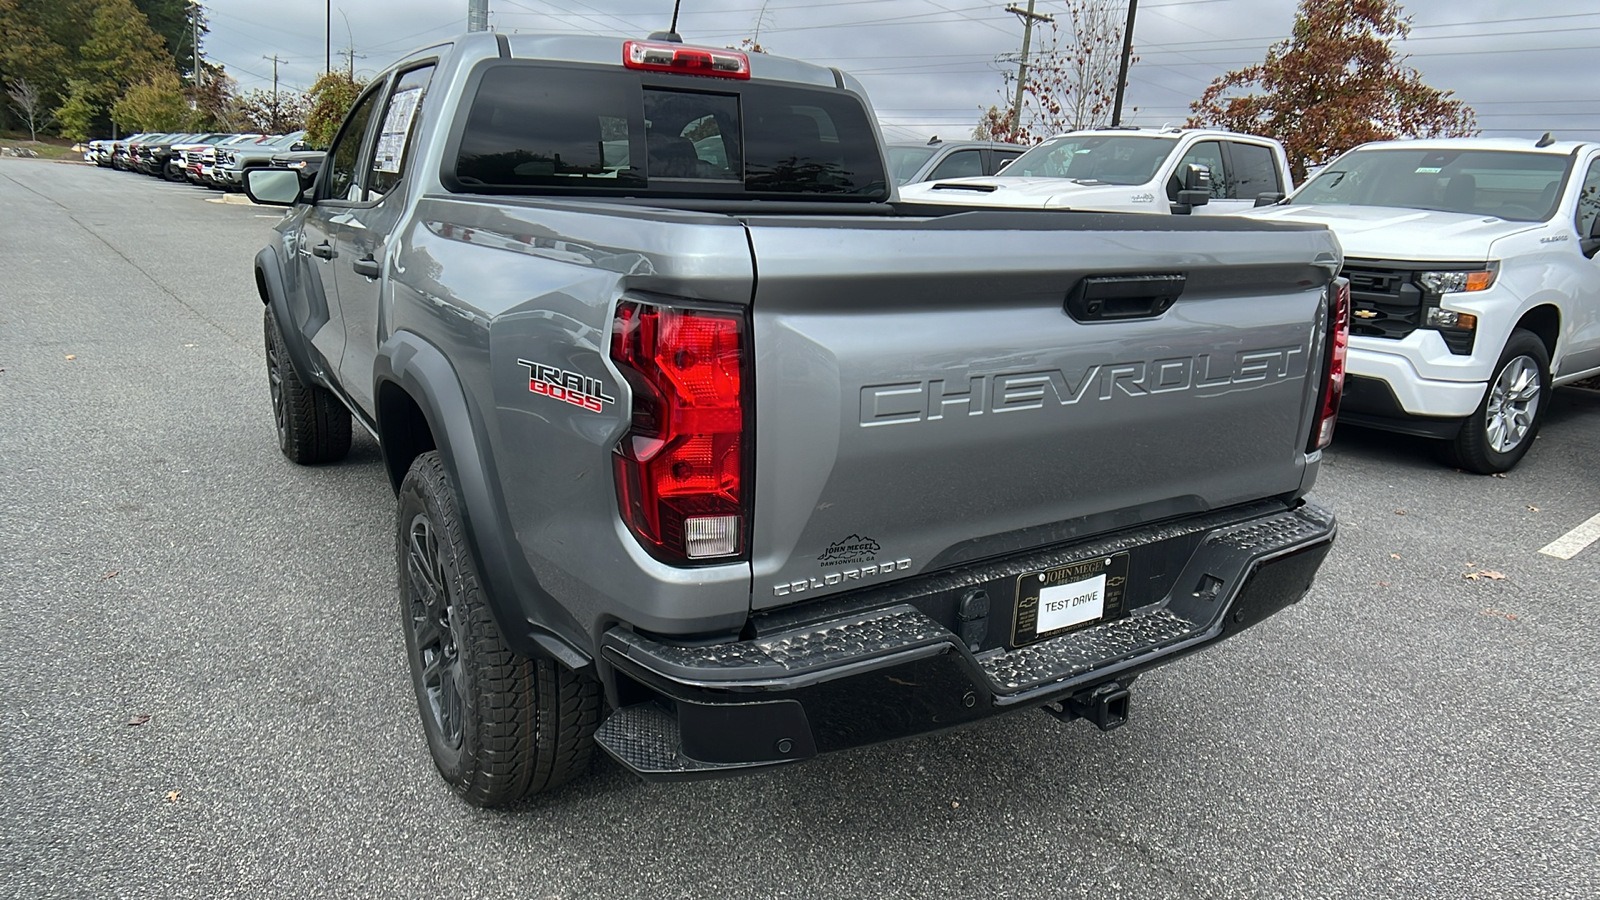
left=517, top=359, right=615, bottom=413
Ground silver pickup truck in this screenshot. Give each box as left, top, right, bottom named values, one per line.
left=244, top=31, right=1348, bottom=806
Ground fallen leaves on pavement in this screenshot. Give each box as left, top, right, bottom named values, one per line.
left=126, top=714, right=151, bottom=726
left=1463, top=570, right=1507, bottom=581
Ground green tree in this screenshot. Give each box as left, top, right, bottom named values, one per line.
left=0, top=0, right=80, bottom=107
left=303, top=71, right=365, bottom=149
left=112, top=67, right=187, bottom=131
left=79, top=0, right=173, bottom=107
left=53, top=80, right=100, bottom=141
left=134, top=0, right=203, bottom=77
left=1188, top=0, right=1476, bottom=180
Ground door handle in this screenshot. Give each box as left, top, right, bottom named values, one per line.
left=311, top=241, right=334, bottom=260
left=352, top=257, right=381, bottom=278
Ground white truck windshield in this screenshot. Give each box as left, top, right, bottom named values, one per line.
left=1003, top=135, right=1178, bottom=185
left=1293, top=149, right=1570, bottom=222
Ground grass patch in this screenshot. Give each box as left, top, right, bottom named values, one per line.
left=0, top=131, right=82, bottom=161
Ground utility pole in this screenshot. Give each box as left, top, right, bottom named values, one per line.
left=326, top=1, right=332, bottom=75
left=337, top=11, right=364, bottom=80
left=264, top=54, right=281, bottom=131
left=1005, top=2, right=1053, bottom=140
left=468, top=0, right=489, bottom=32
left=191, top=2, right=204, bottom=88
left=338, top=48, right=366, bottom=81
left=1111, top=0, right=1139, bottom=126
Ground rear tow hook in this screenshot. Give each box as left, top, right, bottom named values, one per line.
left=1043, top=681, right=1131, bottom=732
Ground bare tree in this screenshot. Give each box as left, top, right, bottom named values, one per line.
left=6, top=78, right=54, bottom=142
left=976, top=1, right=1130, bottom=144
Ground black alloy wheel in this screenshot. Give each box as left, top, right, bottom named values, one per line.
left=405, top=510, right=465, bottom=752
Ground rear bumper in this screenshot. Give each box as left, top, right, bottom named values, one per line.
left=595, top=499, right=1336, bottom=780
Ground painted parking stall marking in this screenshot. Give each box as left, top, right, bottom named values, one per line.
left=1538, top=512, right=1600, bottom=560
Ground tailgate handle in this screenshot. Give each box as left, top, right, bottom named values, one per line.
left=1065, top=274, right=1186, bottom=322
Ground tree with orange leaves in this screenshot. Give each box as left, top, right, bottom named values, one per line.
left=1188, top=0, right=1476, bottom=181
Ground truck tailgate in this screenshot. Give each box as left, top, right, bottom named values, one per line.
left=746, top=212, right=1339, bottom=608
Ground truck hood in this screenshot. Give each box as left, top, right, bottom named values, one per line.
left=899, top=177, right=1159, bottom=212
left=1242, top=204, right=1542, bottom=261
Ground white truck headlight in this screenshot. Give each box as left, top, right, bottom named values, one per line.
left=1419, top=267, right=1496, bottom=294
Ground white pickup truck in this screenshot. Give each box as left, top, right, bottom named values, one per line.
left=1246, top=137, right=1600, bottom=473
left=897, top=127, right=1293, bottom=215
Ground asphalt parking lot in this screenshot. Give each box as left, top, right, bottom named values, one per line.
left=2, top=159, right=1596, bottom=900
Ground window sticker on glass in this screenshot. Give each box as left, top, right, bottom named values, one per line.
left=1415, top=166, right=1442, bottom=174
left=374, top=87, right=423, bottom=174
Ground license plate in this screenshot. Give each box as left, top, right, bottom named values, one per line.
left=1011, top=553, right=1131, bottom=647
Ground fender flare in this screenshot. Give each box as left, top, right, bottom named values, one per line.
left=375, top=331, right=591, bottom=670
left=253, top=245, right=321, bottom=387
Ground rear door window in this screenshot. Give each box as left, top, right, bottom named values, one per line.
left=1225, top=141, right=1280, bottom=199
left=368, top=64, right=436, bottom=199
left=928, top=149, right=983, bottom=181
left=451, top=63, right=887, bottom=200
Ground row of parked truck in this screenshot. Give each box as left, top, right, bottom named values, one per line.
left=85, top=131, right=325, bottom=191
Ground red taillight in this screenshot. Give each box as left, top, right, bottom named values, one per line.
left=1309, top=277, right=1350, bottom=452
left=611, top=300, right=748, bottom=563
left=622, top=40, right=751, bottom=79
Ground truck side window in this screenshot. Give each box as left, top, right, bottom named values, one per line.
left=368, top=64, right=436, bottom=200
left=324, top=86, right=384, bottom=202
left=1226, top=142, right=1281, bottom=198
left=990, top=150, right=1022, bottom=174
left=1576, top=160, right=1600, bottom=238
left=1169, top=141, right=1226, bottom=200
left=928, top=150, right=983, bottom=181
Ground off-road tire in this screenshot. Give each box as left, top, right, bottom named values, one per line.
left=397, top=451, right=601, bottom=806
left=1446, top=328, right=1550, bottom=474
left=264, top=306, right=351, bottom=464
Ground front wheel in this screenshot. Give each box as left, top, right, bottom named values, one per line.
left=1447, top=328, right=1550, bottom=474
left=397, top=452, right=601, bottom=806
left=264, top=306, right=351, bottom=464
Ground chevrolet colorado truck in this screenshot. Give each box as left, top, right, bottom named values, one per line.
left=897, top=127, right=1293, bottom=215
left=244, top=31, right=1347, bottom=806
left=1247, top=137, right=1600, bottom=473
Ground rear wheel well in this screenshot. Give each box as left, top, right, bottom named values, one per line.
left=1516, top=305, right=1559, bottom=358
left=378, top=382, right=436, bottom=493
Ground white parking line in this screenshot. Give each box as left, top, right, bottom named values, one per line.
left=1538, top=512, right=1600, bottom=559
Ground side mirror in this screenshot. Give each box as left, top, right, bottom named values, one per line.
left=1172, top=164, right=1212, bottom=214
left=1254, top=191, right=1286, bottom=207
left=244, top=167, right=306, bottom=207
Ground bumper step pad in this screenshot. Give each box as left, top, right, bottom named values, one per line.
left=978, top=608, right=1197, bottom=694
left=594, top=703, right=796, bottom=778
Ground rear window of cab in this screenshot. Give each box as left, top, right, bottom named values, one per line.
left=448, top=62, right=888, bottom=200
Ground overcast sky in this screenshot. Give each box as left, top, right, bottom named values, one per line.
left=201, top=0, right=1600, bottom=144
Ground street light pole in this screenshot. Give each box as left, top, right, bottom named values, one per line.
left=326, top=1, right=332, bottom=75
